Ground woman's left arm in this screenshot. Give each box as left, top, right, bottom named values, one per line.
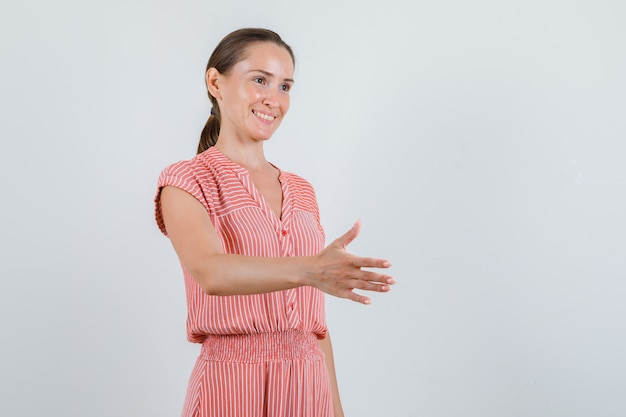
left=319, top=333, right=344, bottom=417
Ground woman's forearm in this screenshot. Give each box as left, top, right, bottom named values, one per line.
left=187, top=253, right=314, bottom=295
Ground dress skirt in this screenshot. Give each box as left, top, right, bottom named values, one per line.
left=181, top=330, right=334, bottom=417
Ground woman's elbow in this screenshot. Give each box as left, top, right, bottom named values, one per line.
left=188, top=269, right=223, bottom=296
left=185, top=256, right=228, bottom=295
left=200, top=283, right=222, bottom=296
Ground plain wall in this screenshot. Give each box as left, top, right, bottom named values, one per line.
left=1, top=0, right=625, bottom=416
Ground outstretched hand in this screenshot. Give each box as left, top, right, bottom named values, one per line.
left=309, top=220, right=395, bottom=304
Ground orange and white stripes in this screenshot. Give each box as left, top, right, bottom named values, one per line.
left=155, top=147, right=332, bottom=416
left=182, top=331, right=332, bottom=417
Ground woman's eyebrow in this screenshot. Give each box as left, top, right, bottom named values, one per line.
left=249, top=69, right=294, bottom=83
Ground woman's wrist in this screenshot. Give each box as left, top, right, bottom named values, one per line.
left=290, top=255, right=318, bottom=288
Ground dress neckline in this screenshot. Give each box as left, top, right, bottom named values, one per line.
left=204, top=146, right=288, bottom=224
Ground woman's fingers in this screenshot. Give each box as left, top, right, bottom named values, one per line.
left=327, top=272, right=394, bottom=305
left=350, top=255, right=392, bottom=270
left=344, top=292, right=372, bottom=305
left=352, top=269, right=395, bottom=286
left=331, top=220, right=361, bottom=249
left=347, top=275, right=393, bottom=292
left=337, top=283, right=388, bottom=304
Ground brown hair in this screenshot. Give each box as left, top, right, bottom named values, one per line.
left=197, top=28, right=295, bottom=154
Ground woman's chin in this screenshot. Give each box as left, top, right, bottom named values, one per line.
left=250, top=132, right=275, bottom=142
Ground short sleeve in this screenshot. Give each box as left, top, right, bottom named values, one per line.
left=154, top=160, right=207, bottom=237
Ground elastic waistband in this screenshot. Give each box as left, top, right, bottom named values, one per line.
left=200, top=330, right=324, bottom=363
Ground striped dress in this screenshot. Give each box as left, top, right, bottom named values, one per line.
left=155, top=147, right=333, bottom=417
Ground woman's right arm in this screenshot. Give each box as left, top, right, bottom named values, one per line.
left=160, top=186, right=394, bottom=304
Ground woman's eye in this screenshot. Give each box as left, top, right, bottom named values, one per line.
left=253, top=77, right=265, bottom=84
left=281, top=84, right=291, bottom=92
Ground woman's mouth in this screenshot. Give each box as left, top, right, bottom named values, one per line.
left=253, top=110, right=276, bottom=122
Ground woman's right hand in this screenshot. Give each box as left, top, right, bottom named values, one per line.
left=306, top=220, right=395, bottom=304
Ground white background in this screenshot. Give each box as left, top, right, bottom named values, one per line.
left=1, top=1, right=625, bottom=416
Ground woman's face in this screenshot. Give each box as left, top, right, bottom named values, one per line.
left=211, top=42, right=294, bottom=143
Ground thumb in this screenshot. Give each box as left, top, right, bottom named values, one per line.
left=333, top=220, right=362, bottom=249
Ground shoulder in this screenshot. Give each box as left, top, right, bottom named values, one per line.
left=159, top=154, right=208, bottom=181
left=281, top=171, right=316, bottom=193
left=281, top=171, right=320, bottom=212
left=158, top=149, right=227, bottom=188
left=156, top=152, right=222, bottom=210
left=155, top=152, right=218, bottom=235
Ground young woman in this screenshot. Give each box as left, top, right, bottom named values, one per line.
left=155, top=28, right=394, bottom=417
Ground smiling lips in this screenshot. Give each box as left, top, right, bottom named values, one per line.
left=253, top=110, right=276, bottom=122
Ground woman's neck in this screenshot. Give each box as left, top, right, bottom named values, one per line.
left=215, top=136, right=268, bottom=170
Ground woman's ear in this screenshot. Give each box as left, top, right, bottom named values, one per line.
left=206, top=68, right=222, bottom=99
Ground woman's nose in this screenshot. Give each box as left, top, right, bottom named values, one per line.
left=262, top=87, right=281, bottom=107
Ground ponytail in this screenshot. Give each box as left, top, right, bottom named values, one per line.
left=197, top=107, right=220, bottom=154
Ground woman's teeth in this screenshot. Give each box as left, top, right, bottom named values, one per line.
left=254, top=111, right=275, bottom=121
